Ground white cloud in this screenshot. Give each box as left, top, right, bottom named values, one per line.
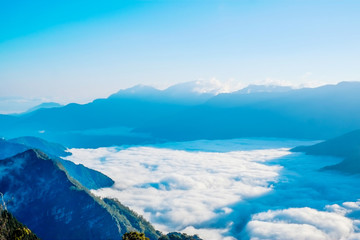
left=342, top=201, right=360, bottom=211
left=246, top=207, right=357, bottom=240
left=247, top=220, right=328, bottom=240
left=181, top=225, right=236, bottom=240
left=66, top=140, right=293, bottom=239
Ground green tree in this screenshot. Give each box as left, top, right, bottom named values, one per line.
left=122, top=232, right=149, bottom=240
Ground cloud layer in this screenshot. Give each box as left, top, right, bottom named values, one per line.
left=66, top=140, right=294, bottom=239
left=66, top=138, right=360, bottom=240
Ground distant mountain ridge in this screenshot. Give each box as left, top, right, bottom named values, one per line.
left=21, top=102, right=63, bottom=115
left=292, top=130, right=360, bottom=174
left=136, top=81, right=360, bottom=141
left=292, top=130, right=360, bottom=158
left=8, top=136, right=70, bottom=157
left=1, top=81, right=360, bottom=148
left=111, top=81, right=217, bottom=105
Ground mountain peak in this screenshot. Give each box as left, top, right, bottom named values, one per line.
left=0, top=149, right=52, bottom=173
left=165, top=81, right=218, bottom=95
left=125, top=84, right=158, bottom=93
left=22, top=102, right=63, bottom=115
left=111, top=84, right=160, bottom=98
left=13, top=148, right=50, bottom=162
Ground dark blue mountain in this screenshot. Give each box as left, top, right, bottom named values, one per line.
left=0, top=149, right=160, bottom=240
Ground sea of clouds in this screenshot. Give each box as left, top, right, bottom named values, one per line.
left=65, top=138, right=360, bottom=240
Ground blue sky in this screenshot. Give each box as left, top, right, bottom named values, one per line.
left=0, top=0, right=359, bottom=103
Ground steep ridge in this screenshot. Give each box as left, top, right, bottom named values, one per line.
left=0, top=149, right=160, bottom=240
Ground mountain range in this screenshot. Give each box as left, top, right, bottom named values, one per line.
left=1, top=81, right=360, bottom=148
left=138, top=81, right=360, bottom=141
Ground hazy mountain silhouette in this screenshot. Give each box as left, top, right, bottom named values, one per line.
left=292, top=129, right=360, bottom=174
left=292, top=129, right=360, bottom=158
left=111, top=85, right=162, bottom=98
left=136, top=81, right=360, bottom=141
left=21, top=102, right=63, bottom=115
left=111, top=81, right=216, bottom=104
left=0, top=83, right=215, bottom=147
left=1, top=81, right=360, bottom=147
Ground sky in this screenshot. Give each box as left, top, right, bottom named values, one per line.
left=1, top=0, right=360, bottom=103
